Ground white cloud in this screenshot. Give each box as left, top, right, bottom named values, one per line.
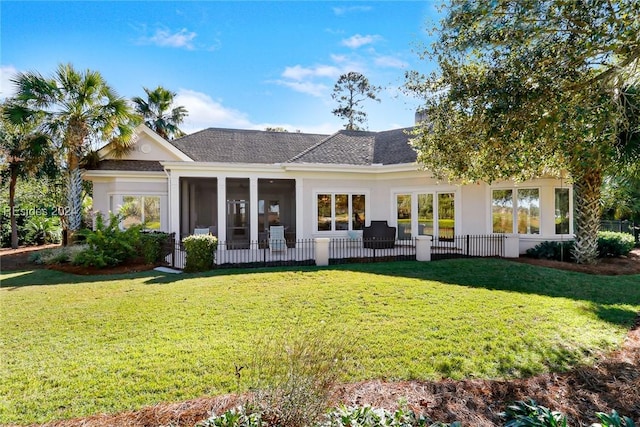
left=274, top=80, right=329, bottom=98
left=282, top=64, right=341, bottom=81
left=332, top=5, right=372, bottom=16
left=175, top=89, right=254, bottom=133
left=341, top=34, right=382, bottom=49
left=374, top=55, right=409, bottom=69
left=143, top=27, right=198, bottom=50
left=174, top=88, right=339, bottom=135
left=0, top=65, right=19, bottom=100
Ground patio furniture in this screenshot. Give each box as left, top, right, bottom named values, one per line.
left=193, top=227, right=210, bottom=235
left=363, top=221, right=396, bottom=249
left=269, top=225, right=287, bottom=253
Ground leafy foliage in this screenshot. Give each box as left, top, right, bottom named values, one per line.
left=597, top=231, right=635, bottom=258
left=23, top=215, right=61, bottom=245
left=246, top=327, right=347, bottom=427
left=7, top=63, right=139, bottom=235
left=593, top=410, right=636, bottom=427
left=500, top=400, right=567, bottom=427
left=132, top=85, right=187, bottom=140
left=526, top=241, right=574, bottom=262
left=138, top=231, right=172, bottom=264
left=198, top=407, right=265, bottom=427
left=331, top=72, right=380, bottom=131
left=1, top=99, right=59, bottom=248
left=526, top=232, right=634, bottom=261
left=73, top=212, right=140, bottom=268
left=405, top=0, right=640, bottom=264
left=321, top=405, right=433, bottom=427
left=183, top=234, right=218, bottom=272
left=29, top=244, right=87, bottom=265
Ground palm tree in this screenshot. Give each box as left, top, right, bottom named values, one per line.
left=1, top=101, right=57, bottom=248
left=8, top=63, right=139, bottom=242
left=132, top=86, right=188, bottom=140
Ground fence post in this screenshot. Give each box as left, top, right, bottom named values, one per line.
left=415, top=235, right=432, bottom=261
left=504, top=234, right=520, bottom=258
left=314, top=238, right=330, bottom=266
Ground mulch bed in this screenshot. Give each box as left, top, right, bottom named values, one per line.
left=1, top=246, right=639, bottom=426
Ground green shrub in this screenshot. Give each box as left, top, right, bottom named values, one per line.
left=183, top=234, right=218, bottom=272
left=198, top=407, right=264, bottom=427
left=30, top=245, right=87, bottom=265
left=246, top=327, right=347, bottom=427
left=320, top=405, right=434, bottom=427
left=526, top=231, right=635, bottom=262
left=501, top=399, right=567, bottom=427
left=74, top=213, right=141, bottom=268
left=526, top=241, right=574, bottom=262
left=593, top=410, right=636, bottom=427
left=139, top=231, right=172, bottom=264
left=23, top=215, right=61, bottom=245
left=597, top=231, right=635, bottom=258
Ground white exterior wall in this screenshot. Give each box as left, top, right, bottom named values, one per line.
left=89, top=175, right=169, bottom=231
left=90, top=165, right=571, bottom=253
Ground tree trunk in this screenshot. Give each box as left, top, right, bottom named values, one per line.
left=63, top=166, right=84, bottom=246
left=9, top=171, right=18, bottom=249
left=571, top=168, right=602, bottom=264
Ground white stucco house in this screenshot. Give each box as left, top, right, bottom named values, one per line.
left=85, top=123, right=573, bottom=254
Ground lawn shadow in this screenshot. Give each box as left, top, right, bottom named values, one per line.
left=329, top=259, right=640, bottom=328
left=0, top=268, right=166, bottom=290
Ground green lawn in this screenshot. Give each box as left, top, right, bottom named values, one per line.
left=1, top=259, right=639, bottom=424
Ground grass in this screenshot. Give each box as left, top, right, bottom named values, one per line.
left=1, top=259, right=639, bottom=424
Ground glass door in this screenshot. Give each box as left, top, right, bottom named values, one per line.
left=227, top=200, right=249, bottom=248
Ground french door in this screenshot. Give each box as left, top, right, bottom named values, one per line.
left=396, top=192, right=455, bottom=239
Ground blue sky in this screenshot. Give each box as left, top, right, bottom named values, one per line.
left=1, top=1, right=441, bottom=135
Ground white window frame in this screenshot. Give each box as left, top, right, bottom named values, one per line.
left=392, top=188, right=459, bottom=239
left=490, top=187, right=541, bottom=235
left=111, top=193, right=165, bottom=231
left=553, top=186, right=573, bottom=235
left=314, top=191, right=369, bottom=233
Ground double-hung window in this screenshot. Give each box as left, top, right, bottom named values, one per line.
left=317, top=193, right=366, bottom=232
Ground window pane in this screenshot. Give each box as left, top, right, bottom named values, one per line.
left=121, top=196, right=142, bottom=229
left=335, top=194, right=349, bottom=230
left=418, top=194, right=434, bottom=235
left=143, top=196, right=161, bottom=229
left=317, top=194, right=332, bottom=231
left=351, top=194, right=365, bottom=230
left=492, top=190, right=513, bottom=233
left=438, top=193, right=455, bottom=239
left=396, top=194, right=411, bottom=239
left=555, top=188, right=570, bottom=234
left=517, top=189, right=540, bottom=234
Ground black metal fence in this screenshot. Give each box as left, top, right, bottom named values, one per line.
left=163, top=234, right=506, bottom=271
left=430, top=234, right=505, bottom=260
left=165, top=238, right=315, bottom=270
left=329, top=238, right=416, bottom=265
left=600, top=220, right=639, bottom=243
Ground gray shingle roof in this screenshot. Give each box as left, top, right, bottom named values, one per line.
left=373, top=127, right=417, bottom=165
left=290, top=127, right=417, bottom=165
left=169, top=128, right=327, bottom=163
left=88, top=160, right=164, bottom=171
left=95, top=127, right=418, bottom=169
left=170, top=127, right=418, bottom=166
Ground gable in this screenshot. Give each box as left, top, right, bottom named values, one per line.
left=99, top=125, right=192, bottom=162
